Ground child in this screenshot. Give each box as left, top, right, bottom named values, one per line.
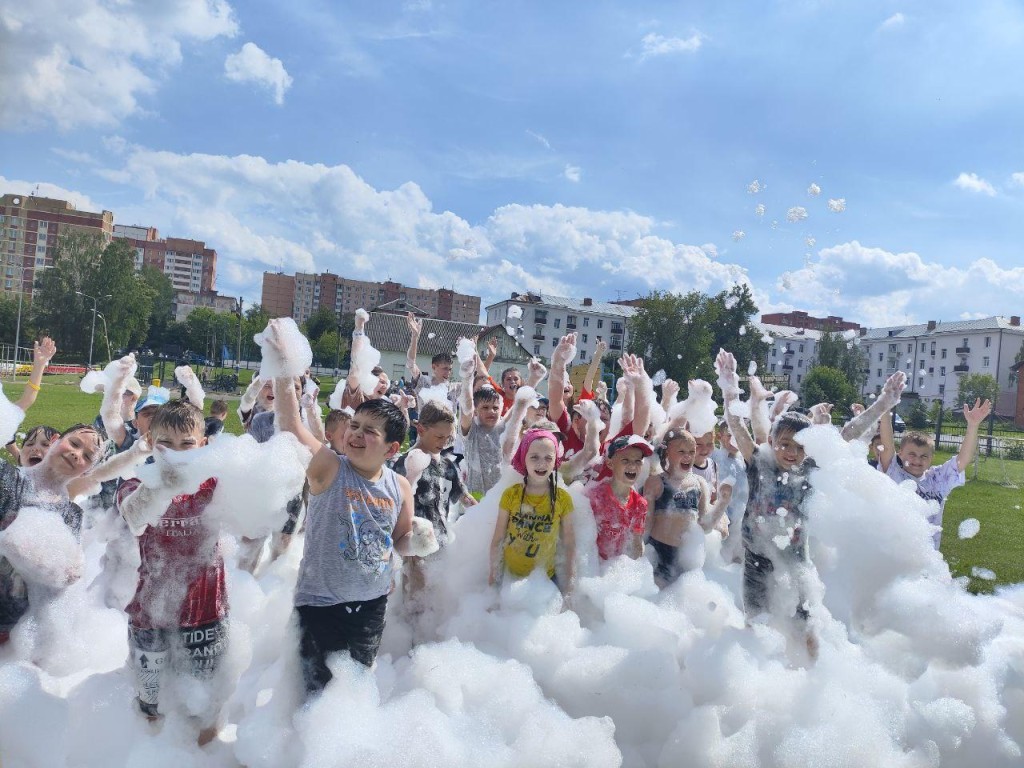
left=325, top=408, right=353, bottom=455
left=3, top=337, right=57, bottom=458
left=115, top=401, right=228, bottom=745
left=489, top=429, right=576, bottom=594
left=0, top=423, right=102, bottom=645
left=262, top=318, right=435, bottom=695
left=405, top=313, right=459, bottom=412
left=711, top=418, right=749, bottom=559
left=584, top=434, right=651, bottom=561
left=459, top=346, right=506, bottom=497
left=642, top=429, right=713, bottom=586
left=13, top=425, right=61, bottom=467
left=877, top=398, right=991, bottom=548
left=205, top=399, right=228, bottom=438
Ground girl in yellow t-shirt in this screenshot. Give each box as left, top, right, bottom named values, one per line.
left=489, top=429, right=576, bottom=594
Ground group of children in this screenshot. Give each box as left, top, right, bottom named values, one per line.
left=0, top=314, right=992, bottom=746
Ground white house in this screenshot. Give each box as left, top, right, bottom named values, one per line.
left=756, top=322, right=822, bottom=390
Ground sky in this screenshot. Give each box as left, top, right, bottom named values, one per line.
left=2, top=0, right=1024, bottom=327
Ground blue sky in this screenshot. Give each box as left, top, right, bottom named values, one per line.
left=2, top=0, right=1024, bottom=326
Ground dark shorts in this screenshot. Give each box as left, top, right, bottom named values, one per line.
left=296, top=594, right=388, bottom=696
left=647, top=536, right=683, bottom=585
left=743, top=549, right=809, bottom=622
left=129, top=619, right=229, bottom=717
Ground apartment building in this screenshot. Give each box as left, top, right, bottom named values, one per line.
left=756, top=323, right=822, bottom=390
left=0, top=194, right=114, bottom=297
left=760, top=310, right=860, bottom=333
left=485, top=292, right=636, bottom=365
left=173, top=290, right=239, bottom=323
left=261, top=271, right=481, bottom=326
left=114, top=225, right=217, bottom=294
left=859, top=316, right=1024, bottom=414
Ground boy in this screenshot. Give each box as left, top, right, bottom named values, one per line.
left=711, top=418, right=749, bottom=559
left=459, top=344, right=507, bottom=497
left=115, top=401, right=227, bottom=745
left=585, top=435, right=651, bottom=561
left=263, top=319, right=435, bottom=695
left=878, top=398, right=991, bottom=548
left=405, top=313, right=459, bottom=411
left=325, top=408, right=352, bottom=455
left=205, top=399, right=228, bottom=438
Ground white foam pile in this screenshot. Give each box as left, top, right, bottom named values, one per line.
left=0, top=381, right=25, bottom=446
left=254, top=318, right=312, bottom=380
left=1, top=427, right=1023, bottom=766
left=959, top=518, right=981, bottom=540
left=668, top=380, right=718, bottom=438
left=507, top=305, right=523, bottom=320
left=80, top=358, right=136, bottom=395
left=0, top=506, right=84, bottom=590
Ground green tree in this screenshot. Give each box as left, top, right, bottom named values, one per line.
left=85, top=238, right=154, bottom=356
left=800, top=366, right=859, bottom=412
left=303, top=305, right=338, bottom=344
left=139, top=264, right=175, bottom=347
left=957, top=372, right=999, bottom=410
left=627, top=286, right=768, bottom=389
left=0, top=295, right=34, bottom=349
left=907, top=399, right=929, bottom=429
left=811, top=330, right=868, bottom=390
left=312, top=330, right=346, bottom=368
left=31, top=231, right=105, bottom=357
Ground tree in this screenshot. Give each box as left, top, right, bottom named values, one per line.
left=0, top=295, right=34, bottom=349
left=312, top=330, right=346, bottom=368
left=139, top=265, right=175, bottom=347
left=957, top=373, right=998, bottom=410
left=811, top=330, right=868, bottom=390
left=303, top=305, right=338, bottom=344
left=31, top=231, right=105, bottom=357
left=627, top=285, right=768, bottom=390
left=85, top=238, right=154, bottom=355
left=907, top=399, right=929, bottom=429
left=800, top=366, right=859, bottom=412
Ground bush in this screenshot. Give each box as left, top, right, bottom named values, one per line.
left=907, top=399, right=929, bottom=429
left=1006, top=442, right=1024, bottom=461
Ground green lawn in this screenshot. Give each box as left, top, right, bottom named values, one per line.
left=4, top=377, right=1022, bottom=592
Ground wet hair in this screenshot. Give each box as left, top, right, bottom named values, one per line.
left=371, top=366, right=385, bottom=377
left=150, top=400, right=205, bottom=438
left=431, top=352, right=453, bottom=366
left=354, top=398, right=408, bottom=444
left=658, top=428, right=695, bottom=470
left=473, top=386, right=501, bottom=406
left=58, top=423, right=103, bottom=465
left=209, top=399, right=228, bottom=417
left=24, top=424, right=60, bottom=446
left=899, top=431, right=932, bottom=451
left=770, top=412, right=812, bottom=442
left=325, top=409, right=352, bottom=431
left=531, top=419, right=561, bottom=434
left=417, top=401, right=455, bottom=428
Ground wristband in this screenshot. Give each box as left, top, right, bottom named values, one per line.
left=352, top=330, right=365, bottom=337
left=26, top=381, right=41, bottom=391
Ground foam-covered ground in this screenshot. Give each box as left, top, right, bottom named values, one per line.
left=1, top=425, right=1023, bottom=767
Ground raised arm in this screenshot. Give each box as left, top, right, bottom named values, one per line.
left=119, top=449, right=187, bottom=536
left=559, top=400, right=603, bottom=483
left=175, top=365, right=205, bottom=410
left=302, top=385, right=327, bottom=444
left=878, top=408, right=896, bottom=472
left=582, top=339, right=607, bottom=396
left=14, top=337, right=56, bottom=413
left=459, top=349, right=478, bottom=436
left=405, top=313, right=423, bottom=383
left=481, top=336, right=498, bottom=376
left=500, top=386, right=536, bottom=463
left=747, top=375, right=772, bottom=446
left=716, top=349, right=755, bottom=462
left=840, top=371, right=906, bottom=443
left=622, top=354, right=651, bottom=436
left=660, top=378, right=680, bottom=414
left=68, top=437, right=152, bottom=499
left=547, top=333, right=578, bottom=425
left=237, top=374, right=263, bottom=424
left=100, top=354, right=137, bottom=448
left=525, top=358, right=548, bottom=390
left=347, top=310, right=370, bottom=393
left=703, top=478, right=732, bottom=533
left=958, top=398, right=993, bottom=472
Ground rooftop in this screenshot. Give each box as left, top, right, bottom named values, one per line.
left=756, top=322, right=824, bottom=341
left=486, top=292, right=638, bottom=319
left=365, top=312, right=532, bottom=362
left=859, top=316, right=1024, bottom=340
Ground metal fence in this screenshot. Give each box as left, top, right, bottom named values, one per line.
left=932, top=408, right=1024, bottom=458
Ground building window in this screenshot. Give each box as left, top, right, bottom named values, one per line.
left=985, top=336, right=991, bottom=347
left=930, top=341, right=936, bottom=353
left=582, top=334, right=588, bottom=343
left=771, top=363, right=777, bottom=372
left=566, top=315, right=577, bottom=329
left=554, top=318, right=561, bottom=329
left=551, top=338, right=558, bottom=347
left=798, top=359, right=803, bottom=368
left=907, top=344, right=912, bottom=353
left=797, top=375, right=802, bottom=384
left=583, top=317, right=589, bottom=327
left=939, top=384, right=945, bottom=395
left=920, top=343, right=925, bottom=352
left=580, top=350, right=587, bottom=360
left=799, top=343, right=804, bottom=353
left=983, top=356, right=990, bottom=367
left=918, top=378, right=924, bottom=388
left=533, top=343, right=540, bottom=355
left=878, top=353, right=883, bottom=362
left=877, top=369, right=882, bottom=377
left=597, top=319, right=603, bottom=329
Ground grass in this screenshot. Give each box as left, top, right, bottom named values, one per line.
left=5, top=376, right=1023, bottom=592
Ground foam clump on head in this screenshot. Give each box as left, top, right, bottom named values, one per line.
left=80, top=357, right=137, bottom=395
left=0, top=507, right=83, bottom=589
left=254, top=318, right=312, bottom=380
left=455, top=338, right=476, bottom=365
left=669, top=380, right=717, bottom=437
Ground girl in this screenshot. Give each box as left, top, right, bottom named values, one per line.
left=489, top=429, right=576, bottom=595
left=14, top=425, right=61, bottom=467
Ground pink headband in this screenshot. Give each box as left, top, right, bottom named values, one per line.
left=511, top=429, right=564, bottom=476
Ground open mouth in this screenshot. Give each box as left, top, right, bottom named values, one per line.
left=26, top=455, right=43, bottom=466
left=624, top=470, right=638, bottom=481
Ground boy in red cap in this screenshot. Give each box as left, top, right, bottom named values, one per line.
left=585, top=434, right=652, bottom=561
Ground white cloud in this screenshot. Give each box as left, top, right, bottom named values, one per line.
left=637, top=32, right=702, bottom=61
left=526, top=130, right=551, bottom=150
left=954, top=172, right=997, bottom=196
left=224, top=43, right=293, bottom=105
left=87, top=147, right=747, bottom=305
left=0, top=175, right=105, bottom=212
left=880, top=12, right=905, bottom=30
left=1010, top=172, right=1024, bottom=188
left=563, top=164, right=581, bottom=183
left=0, top=0, right=237, bottom=130
left=51, top=148, right=97, bottom=165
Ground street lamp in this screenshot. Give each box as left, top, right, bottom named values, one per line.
left=75, top=291, right=111, bottom=369
left=96, top=312, right=112, bottom=363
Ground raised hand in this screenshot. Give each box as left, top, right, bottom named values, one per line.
left=748, top=375, right=770, bottom=402
left=964, top=398, right=992, bottom=425
left=486, top=337, right=499, bottom=359
left=552, top=333, right=578, bottom=366
left=406, top=312, right=422, bottom=336
left=34, top=337, right=56, bottom=366
left=527, top=357, right=547, bottom=385
left=573, top=399, right=603, bottom=424
left=715, top=349, right=740, bottom=397
left=594, top=338, right=608, bottom=358
left=662, top=378, right=680, bottom=403
left=809, top=402, right=833, bottom=424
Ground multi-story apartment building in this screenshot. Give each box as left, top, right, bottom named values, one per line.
left=173, top=290, right=239, bottom=323
left=261, top=272, right=481, bottom=326
left=0, top=194, right=114, bottom=297
left=756, top=323, right=822, bottom=390
left=859, top=316, right=1024, bottom=414
left=760, top=310, right=860, bottom=333
left=114, top=225, right=217, bottom=294
left=485, top=292, right=636, bottom=365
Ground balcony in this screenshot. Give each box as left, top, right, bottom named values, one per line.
left=534, top=314, right=547, bottom=325
left=782, top=363, right=794, bottom=371
left=566, top=323, right=577, bottom=331
left=611, top=325, right=624, bottom=335
left=955, top=346, right=970, bottom=355
left=532, top=332, right=545, bottom=340
left=783, top=347, right=795, bottom=356
left=610, top=339, right=622, bottom=350
left=953, top=364, right=970, bottom=374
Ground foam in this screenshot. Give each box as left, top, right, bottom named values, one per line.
left=254, top=318, right=312, bottom=380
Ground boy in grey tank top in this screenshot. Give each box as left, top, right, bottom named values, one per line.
left=263, top=319, right=439, bottom=696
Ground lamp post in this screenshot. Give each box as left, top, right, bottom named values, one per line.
left=96, top=312, right=112, bottom=362
left=75, top=291, right=111, bottom=369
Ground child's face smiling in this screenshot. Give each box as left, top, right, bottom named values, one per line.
left=477, top=399, right=502, bottom=428
left=772, top=431, right=806, bottom=470
left=20, top=430, right=57, bottom=467
left=150, top=424, right=205, bottom=452
left=525, top=438, right=557, bottom=482
left=417, top=421, right=454, bottom=455
left=609, top=446, right=645, bottom=487
left=346, top=413, right=399, bottom=470
left=665, top=439, right=696, bottom=474
left=694, top=432, right=714, bottom=463
left=44, top=429, right=101, bottom=480
left=897, top=443, right=933, bottom=478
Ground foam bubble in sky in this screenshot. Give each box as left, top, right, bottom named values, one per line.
left=747, top=179, right=764, bottom=194
left=786, top=206, right=809, bottom=223
left=650, top=369, right=667, bottom=386
left=724, top=295, right=738, bottom=309
left=748, top=361, right=758, bottom=375
left=80, top=357, right=136, bottom=395
left=755, top=203, right=766, bottom=217
left=456, top=338, right=477, bottom=364
left=732, top=230, right=745, bottom=241
left=739, top=326, right=747, bottom=335
left=958, top=518, right=981, bottom=539
left=427, top=332, right=436, bottom=339
left=828, top=198, right=847, bottom=213
left=507, top=305, right=523, bottom=320
left=805, top=236, right=817, bottom=248
left=808, top=183, right=822, bottom=196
